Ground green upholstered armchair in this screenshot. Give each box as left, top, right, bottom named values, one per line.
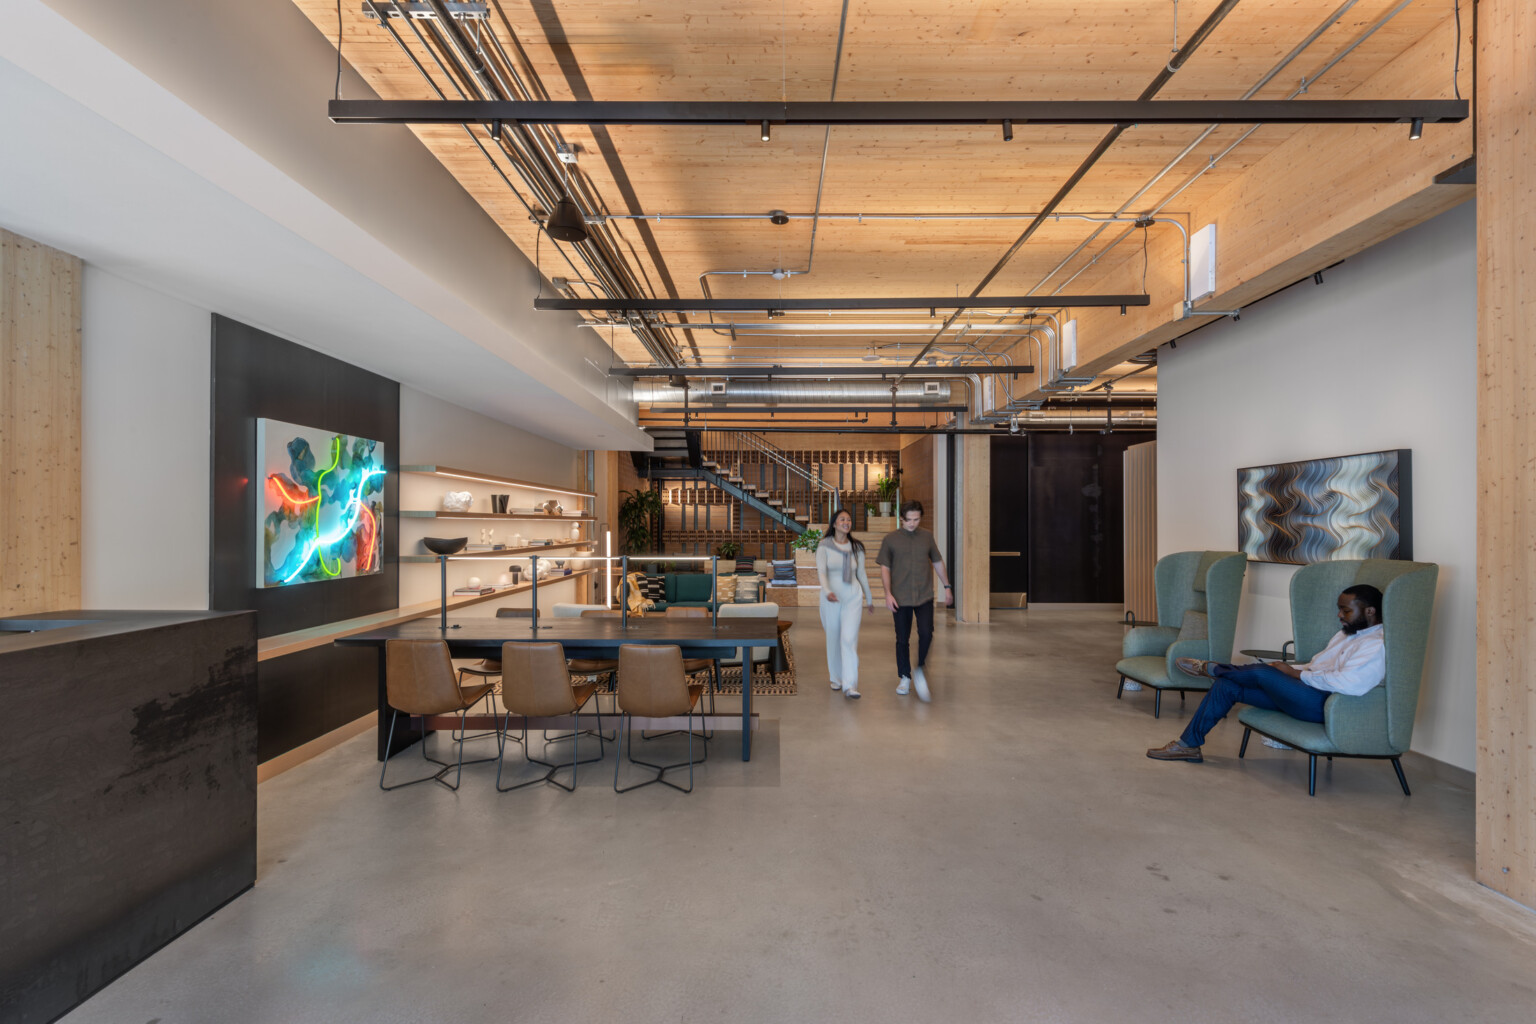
left=1115, top=551, right=1247, bottom=718
left=1237, top=558, right=1438, bottom=796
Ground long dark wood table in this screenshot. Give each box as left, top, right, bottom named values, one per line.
left=334, top=616, right=779, bottom=761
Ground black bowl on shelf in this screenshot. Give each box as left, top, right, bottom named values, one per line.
left=423, top=537, right=468, bottom=556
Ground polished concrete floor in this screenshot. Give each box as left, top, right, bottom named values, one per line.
left=66, top=607, right=1536, bottom=1023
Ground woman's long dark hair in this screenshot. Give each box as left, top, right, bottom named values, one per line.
left=821, top=509, right=864, bottom=555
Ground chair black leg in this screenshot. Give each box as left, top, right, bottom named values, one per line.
left=1391, top=757, right=1411, bottom=796
left=1180, top=691, right=1185, bottom=706
left=1154, top=689, right=1162, bottom=719
left=1117, top=675, right=1125, bottom=699
left=1239, top=727, right=1251, bottom=758
left=381, top=711, right=457, bottom=791
left=1308, top=754, right=1317, bottom=796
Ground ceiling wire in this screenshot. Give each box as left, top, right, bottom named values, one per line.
left=1452, top=0, right=1462, bottom=101
left=334, top=0, right=343, bottom=99
left=781, top=0, right=789, bottom=104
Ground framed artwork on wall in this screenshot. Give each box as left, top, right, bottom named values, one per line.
left=256, top=418, right=386, bottom=587
left=1237, top=448, right=1411, bottom=564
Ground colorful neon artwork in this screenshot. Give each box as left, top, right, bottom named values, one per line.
left=256, top=418, right=386, bottom=588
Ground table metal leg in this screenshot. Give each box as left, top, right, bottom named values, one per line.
left=741, top=645, right=753, bottom=761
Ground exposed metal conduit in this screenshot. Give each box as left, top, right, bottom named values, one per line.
left=633, top=381, right=953, bottom=405
left=899, top=0, right=1244, bottom=375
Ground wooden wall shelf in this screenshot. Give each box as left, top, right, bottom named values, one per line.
left=400, top=510, right=595, bottom=521
left=401, top=464, right=595, bottom=499
left=400, top=540, right=596, bottom=564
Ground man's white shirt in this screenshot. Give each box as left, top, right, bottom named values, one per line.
left=1298, top=624, right=1386, bottom=696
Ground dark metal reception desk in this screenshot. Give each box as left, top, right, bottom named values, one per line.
left=336, top=616, right=779, bottom=761
left=0, top=610, right=257, bottom=1024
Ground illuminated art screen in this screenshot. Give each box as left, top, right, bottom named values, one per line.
left=256, top=418, right=385, bottom=588
left=1237, top=449, right=1411, bottom=565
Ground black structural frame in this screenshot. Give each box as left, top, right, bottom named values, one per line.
left=614, top=364, right=1035, bottom=377
left=537, top=295, right=1145, bottom=313
left=329, top=99, right=1469, bottom=127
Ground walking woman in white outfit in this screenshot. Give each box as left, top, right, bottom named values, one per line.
left=817, top=508, right=874, bottom=698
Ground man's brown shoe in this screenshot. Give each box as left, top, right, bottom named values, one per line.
left=1174, top=656, right=1215, bottom=679
left=1146, top=740, right=1203, bottom=763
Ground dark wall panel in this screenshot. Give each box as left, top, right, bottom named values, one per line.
left=989, top=437, right=1030, bottom=592
left=256, top=644, right=381, bottom=761
left=210, top=315, right=399, bottom=639
left=1028, top=433, right=1138, bottom=603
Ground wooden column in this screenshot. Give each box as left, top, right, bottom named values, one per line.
left=0, top=229, right=82, bottom=617
left=957, top=434, right=990, bottom=624
left=1123, top=441, right=1158, bottom=624
left=1476, top=0, right=1536, bottom=908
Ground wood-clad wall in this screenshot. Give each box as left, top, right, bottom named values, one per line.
left=899, top=434, right=935, bottom=522
left=1476, top=0, right=1536, bottom=910
left=1122, top=441, right=1157, bottom=624
left=1, top=229, right=81, bottom=617
left=957, top=434, right=990, bottom=624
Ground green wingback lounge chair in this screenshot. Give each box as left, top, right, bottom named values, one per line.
left=1237, top=558, right=1438, bottom=796
left=1115, top=551, right=1247, bottom=718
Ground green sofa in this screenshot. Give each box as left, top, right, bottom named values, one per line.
left=1115, top=550, right=1248, bottom=717
left=1237, top=558, right=1438, bottom=796
left=623, top=571, right=718, bottom=611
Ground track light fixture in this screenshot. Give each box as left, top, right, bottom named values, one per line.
left=544, top=196, right=588, bottom=242
left=1002, top=119, right=1013, bottom=142
left=1409, top=117, right=1423, bottom=140
left=490, top=119, right=501, bottom=142
left=761, top=119, right=771, bottom=142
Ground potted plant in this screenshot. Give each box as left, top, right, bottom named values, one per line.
left=792, top=527, right=822, bottom=567
left=714, top=540, right=741, bottom=561
left=617, top=487, right=664, bottom=556
left=874, top=470, right=901, bottom=517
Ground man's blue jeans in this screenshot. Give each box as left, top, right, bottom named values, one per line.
left=1178, top=663, right=1328, bottom=748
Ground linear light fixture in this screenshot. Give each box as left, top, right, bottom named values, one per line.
left=537, top=295, right=1147, bottom=313
left=610, top=365, right=1035, bottom=377
left=329, top=99, right=1468, bottom=128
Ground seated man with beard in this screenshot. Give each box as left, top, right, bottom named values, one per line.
left=1145, top=584, right=1385, bottom=764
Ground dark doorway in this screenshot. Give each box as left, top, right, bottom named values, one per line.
left=1027, top=433, right=1138, bottom=602
left=989, top=437, right=1030, bottom=599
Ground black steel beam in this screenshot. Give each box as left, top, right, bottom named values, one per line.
left=643, top=405, right=969, bottom=413
left=538, top=296, right=1145, bottom=313
left=329, top=99, right=1468, bottom=127
left=614, top=364, right=1034, bottom=377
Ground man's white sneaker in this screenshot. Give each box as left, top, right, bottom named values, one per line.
left=830, top=680, right=842, bottom=691
left=896, top=676, right=911, bottom=695
left=914, top=667, right=931, bottom=703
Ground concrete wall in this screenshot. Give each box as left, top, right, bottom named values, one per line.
left=1156, top=201, right=1477, bottom=771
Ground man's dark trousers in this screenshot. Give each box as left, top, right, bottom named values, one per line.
left=893, top=600, right=934, bottom=679
left=1178, top=662, right=1328, bottom=748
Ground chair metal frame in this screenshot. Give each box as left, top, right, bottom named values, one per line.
left=495, top=693, right=606, bottom=792
left=1239, top=723, right=1411, bottom=797
left=379, top=706, right=497, bottom=791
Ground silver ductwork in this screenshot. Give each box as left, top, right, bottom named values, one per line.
left=634, top=380, right=953, bottom=405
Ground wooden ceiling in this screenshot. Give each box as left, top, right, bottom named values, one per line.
left=294, top=0, right=1454, bottom=402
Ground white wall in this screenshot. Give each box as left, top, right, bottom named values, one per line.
left=1157, top=201, right=1476, bottom=771
left=81, top=266, right=211, bottom=608
left=399, top=387, right=586, bottom=609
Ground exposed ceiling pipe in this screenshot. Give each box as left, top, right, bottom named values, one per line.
left=633, top=381, right=952, bottom=405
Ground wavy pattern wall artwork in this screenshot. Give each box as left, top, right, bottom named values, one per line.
left=256, top=418, right=386, bottom=587
left=1237, top=449, right=1411, bottom=565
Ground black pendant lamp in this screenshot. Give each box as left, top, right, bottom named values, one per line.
left=545, top=196, right=588, bottom=242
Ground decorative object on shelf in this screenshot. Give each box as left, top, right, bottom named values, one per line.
left=491, top=494, right=509, bottom=514
left=541, top=499, right=563, bottom=516
left=442, top=490, right=474, bottom=512
left=874, top=470, right=901, bottom=517
left=479, top=527, right=496, bottom=545
left=570, top=523, right=582, bottom=539
left=466, top=576, right=482, bottom=588
left=1238, top=449, right=1412, bottom=563
left=422, top=536, right=468, bottom=556
left=509, top=565, right=522, bottom=584
left=511, top=533, right=524, bottom=547
left=497, top=572, right=512, bottom=585
left=618, top=487, right=664, bottom=554
left=255, top=418, right=385, bottom=589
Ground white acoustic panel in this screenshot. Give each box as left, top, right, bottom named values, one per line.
left=1061, top=318, right=1078, bottom=371
left=1189, top=222, right=1218, bottom=302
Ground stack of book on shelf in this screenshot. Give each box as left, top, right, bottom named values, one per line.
left=452, top=586, right=497, bottom=596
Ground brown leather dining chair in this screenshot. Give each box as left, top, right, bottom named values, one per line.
left=613, top=644, right=707, bottom=793
left=495, top=642, right=604, bottom=792
left=662, top=606, right=718, bottom=735
left=380, top=639, right=498, bottom=791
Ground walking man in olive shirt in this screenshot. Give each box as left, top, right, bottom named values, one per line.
left=876, top=500, right=954, bottom=703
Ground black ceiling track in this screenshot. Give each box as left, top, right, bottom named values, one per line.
left=614, top=365, right=1035, bottom=377
left=329, top=99, right=1468, bottom=127
left=535, top=295, right=1147, bottom=313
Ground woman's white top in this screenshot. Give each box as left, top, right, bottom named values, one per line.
left=816, top=539, right=873, bottom=604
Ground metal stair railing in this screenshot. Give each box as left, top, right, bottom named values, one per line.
left=703, top=430, right=839, bottom=527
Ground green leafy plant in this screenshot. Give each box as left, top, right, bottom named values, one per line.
left=617, top=487, right=664, bottom=555
left=874, top=470, right=901, bottom=501
left=714, top=539, right=741, bottom=559
left=792, top=528, right=823, bottom=553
